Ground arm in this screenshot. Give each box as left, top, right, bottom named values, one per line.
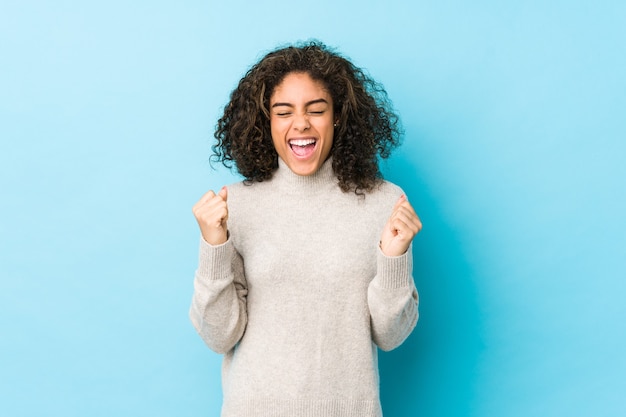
left=368, top=246, right=418, bottom=351
left=189, top=186, right=247, bottom=354
left=369, top=193, right=422, bottom=351
left=189, top=237, right=248, bottom=354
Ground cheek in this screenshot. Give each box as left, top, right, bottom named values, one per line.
left=269, top=121, right=280, bottom=141
left=270, top=118, right=287, bottom=134
left=269, top=122, right=285, bottom=152
left=323, top=121, right=335, bottom=142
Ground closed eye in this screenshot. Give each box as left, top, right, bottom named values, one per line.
left=307, top=109, right=327, bottom=115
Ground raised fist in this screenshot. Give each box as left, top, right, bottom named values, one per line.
left=192, top=186, right=229, bottom=246
left=379, top=194, right=422, bottom=257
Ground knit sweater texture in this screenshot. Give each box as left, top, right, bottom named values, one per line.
left=190, top=158, right=419, bottom=417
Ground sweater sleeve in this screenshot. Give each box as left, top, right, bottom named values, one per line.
left=189, top=237, right=248, bottom=354
left=367, top=245, right=419, bottom=351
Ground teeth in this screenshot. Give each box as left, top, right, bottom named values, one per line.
left=289, top=139, right=316, bottom=146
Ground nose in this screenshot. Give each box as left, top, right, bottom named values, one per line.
left=293, top=113, right=310, bottom=131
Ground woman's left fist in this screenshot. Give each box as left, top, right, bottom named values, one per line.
left=379, top=195, right=422, bottom=257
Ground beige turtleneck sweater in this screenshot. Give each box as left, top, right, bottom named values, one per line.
left=190, top=158, right=419, bottom=417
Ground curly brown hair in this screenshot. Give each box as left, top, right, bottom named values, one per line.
left=212, top=40, right=403, bottom=194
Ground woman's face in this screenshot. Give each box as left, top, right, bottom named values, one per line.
left=269, top=72, right=334, bottom=176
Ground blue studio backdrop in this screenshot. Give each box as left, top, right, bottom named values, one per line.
left=1, top=1, right=625, bottom=416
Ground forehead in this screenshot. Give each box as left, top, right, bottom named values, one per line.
left=270, top=72, right=331, bottom=103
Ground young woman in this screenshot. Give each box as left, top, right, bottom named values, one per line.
left=190, top=41, right=422, bottom=417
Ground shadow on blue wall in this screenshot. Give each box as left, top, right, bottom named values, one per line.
left=379, top=150, right=484, bottom=416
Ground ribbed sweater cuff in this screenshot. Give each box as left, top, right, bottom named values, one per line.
left=375, top=245, right=413, bottom=289
left=197, top=237, right=234, bottom=280
left=223, top=398, right=380, bottom=417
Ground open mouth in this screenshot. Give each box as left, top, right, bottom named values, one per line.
left=288, top=138, right=317, bottom=158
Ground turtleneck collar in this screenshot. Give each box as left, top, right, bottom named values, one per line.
left=273, top=157, right=338, bottom=191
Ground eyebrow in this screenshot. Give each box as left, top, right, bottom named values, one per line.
left=271, top=98, right=329, bottom=108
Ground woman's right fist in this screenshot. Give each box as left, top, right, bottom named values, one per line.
left=192, top=186, right=229, bottom=246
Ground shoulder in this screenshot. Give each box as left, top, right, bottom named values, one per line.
left=364, top=180, right=404, bottom=206
left=224, top=180, right=249, bottom=196
left=373, top=180, right=404, bottom=197
left=224, top=179, right=278, bottom=218
left=224, top=180, right=263, bottom=205
left=343, top=180, right=404, bottom=221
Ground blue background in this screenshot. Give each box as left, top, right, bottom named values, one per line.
left=1, top=1, right=625, bottom=416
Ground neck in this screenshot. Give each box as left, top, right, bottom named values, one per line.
left=273, top=157, right=337, bottom=191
